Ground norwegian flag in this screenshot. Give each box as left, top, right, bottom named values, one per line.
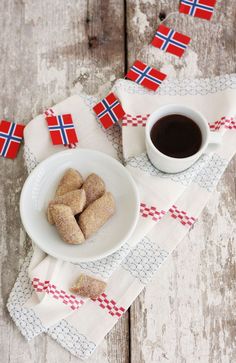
left=179, top=0, right=217, bottom=21
left=93, top=92, right=125, bottom=129
left=44, top=109, right=77, bottom=148
left=151, top=24, right=191, bottom=57
left=0, top=120, right=25, bottom=159
left=46, top=114, right=78, bottom=145
left=125, top=60, right=167, bottom=91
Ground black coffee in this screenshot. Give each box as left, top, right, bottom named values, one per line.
left=150, top=114, right=202, bottom=158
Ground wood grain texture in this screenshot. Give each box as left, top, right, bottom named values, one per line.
left=127, top=0, right=236, bottom=77
left=0, top=1, right=128, bottom=362
left=130, top=161, right=236, bottom=363
left=127, top=1, right=236, bottom=362
left=0, top=0, right=235, bottom=362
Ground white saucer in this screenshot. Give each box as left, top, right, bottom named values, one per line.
left=20, top=149, right=139, bottom=262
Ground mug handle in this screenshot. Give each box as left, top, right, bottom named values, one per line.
left=206, top=131, right=222, bottom=153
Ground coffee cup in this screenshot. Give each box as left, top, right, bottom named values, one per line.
left=145, top=104, right=221, bottom=173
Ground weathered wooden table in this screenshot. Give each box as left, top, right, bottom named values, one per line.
left=1, top=1, right=235, bottom=362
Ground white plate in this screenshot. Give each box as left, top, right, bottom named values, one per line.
left=20, top=149, right=139, bottom=262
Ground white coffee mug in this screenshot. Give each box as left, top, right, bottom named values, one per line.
left=145, top=104, right=221, bottom=173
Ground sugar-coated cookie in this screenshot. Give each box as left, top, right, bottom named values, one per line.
left=78, top=192, right=115, bottom=239
left=51, top=204, right=85, bottom=244
left=82, top=173, right=105, bottom=206
left=70, top=274, right=107, bottom=299
left=55, top=168, right=83, bottom=197
left=47, top=189, right=86, bottom=224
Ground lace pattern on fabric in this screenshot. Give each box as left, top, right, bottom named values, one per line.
left=122, top=237, right=169, bottom=284
left=126, top=152, right=228, bottom=191
left=126, top=152, right=210, bottom=187
left=7, top=249, right=45, bottom=340
left=48, top=320, right=96, bottom=359
left=24, top=145, right=39, bottom=174
left=7, top=249, right=97, bottom=357
left=78, top=242, right=131, bottom=279
left=113, top=74, right=236, bottom=96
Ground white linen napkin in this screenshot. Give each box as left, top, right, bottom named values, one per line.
left=7, top=74, right=236, bottom=360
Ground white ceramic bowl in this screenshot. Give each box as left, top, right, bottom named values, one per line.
left=20, top=149, right=139, bottom=262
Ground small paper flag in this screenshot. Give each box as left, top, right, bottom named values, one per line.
left=151, top=24, right=191, bottom=57
left=46, top=114, right=78, bottom=145
left=125, top=60, right=167, bottom=91
left=179, top=0, right=217, bottom=21
left=93, top=92, right=125, bottom=129
left=0, top=120, right=25, bottom=159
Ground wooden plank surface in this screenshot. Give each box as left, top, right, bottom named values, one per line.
left=127, top=1, right=236, bottom=362
left=0, top=1, right=128, bottom=362
left=0, top=0, right=235, bottom=362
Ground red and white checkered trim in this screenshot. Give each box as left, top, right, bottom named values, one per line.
left=32, top=278, right=125, bottom=318
left=32, top=277, right=85, bottom=311
left=65, top=142, right=77, bottom=149
left=140, top=202, right=166, bottom=222
left=92, top=293, right=126, bottom=318
left=122, top=114, right=236, bottom=130
left=169, top=205, right=196, bottom=226
left=209, top=116, right=236, bottom=131
left=44, top=108, right=78, bottom=149
left=122, top=114, right=150, bottom=127
left=44, top=108, right=55, bottom=117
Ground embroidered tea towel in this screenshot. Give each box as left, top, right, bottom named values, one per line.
left=7, top=74, right=236, bottom=360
